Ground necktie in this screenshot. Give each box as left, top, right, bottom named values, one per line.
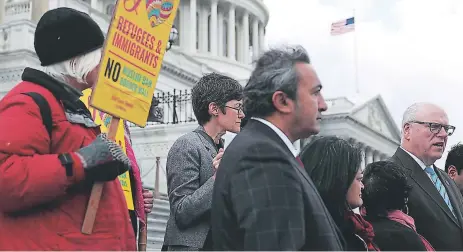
left=296, top=156, right=304, bottom=168
left=424, top=166, right=455, bottom=215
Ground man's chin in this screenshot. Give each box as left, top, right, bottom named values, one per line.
left=300, top=127, right=319, bottom=139
left=428, top=154, right=443, bottom=165
left=228, top=126, right=241, bottom=134
left=309, top=125, right=321, bottom=135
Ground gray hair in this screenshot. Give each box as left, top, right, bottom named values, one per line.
left=400, top=102, right=445, bottom=143
left=243, top=45, right=311, bottom=118
left=402, top=103, right=423, bottom=128
left=401, top=102, right=441, bottom=127
left=42, top=48, right=102, bottom=87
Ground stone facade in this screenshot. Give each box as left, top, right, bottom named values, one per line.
left=0, top=0, right=400, bottom=196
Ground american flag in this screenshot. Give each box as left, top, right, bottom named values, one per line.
left=330, top=17, right=355, bottom=36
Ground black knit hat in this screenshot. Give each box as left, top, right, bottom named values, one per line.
left=34, top=7, right=105, bottom=66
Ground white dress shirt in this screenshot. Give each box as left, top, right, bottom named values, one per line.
left=251, top=117, right=299, bottom=157
left=400, top=147, right=433, bottom=180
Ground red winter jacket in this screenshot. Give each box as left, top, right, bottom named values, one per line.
left=0, top=68, right=136, bottom=250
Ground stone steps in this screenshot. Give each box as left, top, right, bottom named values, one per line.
left=146, top=196, right=170, bottom=251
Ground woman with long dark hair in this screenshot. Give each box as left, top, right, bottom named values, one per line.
left=300, top=136, right=379, bottom=251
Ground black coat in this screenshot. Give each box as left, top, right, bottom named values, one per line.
left=390, top=148, right=463, bottom=250
left=366, top=216, right=427, bottom=251
left=211, top=119, right=345, bottom=250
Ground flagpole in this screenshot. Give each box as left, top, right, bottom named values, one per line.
left=353, top=8, right=359, bottom=95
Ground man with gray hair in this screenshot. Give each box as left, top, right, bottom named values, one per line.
left=390, top=102, right=463, bottom=250
left=211, top=45, right=345, bottom=250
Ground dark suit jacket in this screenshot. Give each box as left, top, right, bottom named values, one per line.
left=163, top=126, right=220, bottom=249
left=365, top=216, right=427, bottom=251
left=391, top=147, right=463, bottom=250
left=211, top=119, right=345, bottom=250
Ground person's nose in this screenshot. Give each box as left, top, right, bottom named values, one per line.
left=318, top=94, right=328, bottom=112
left=238, top=109, right=245, bottom=119
left=437, top=126, right=449, bottom=138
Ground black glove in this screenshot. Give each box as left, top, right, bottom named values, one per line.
left=75, top=133, right=131, bottom=182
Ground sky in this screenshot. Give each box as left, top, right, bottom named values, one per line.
left=263, top=0, right=463, bottom=167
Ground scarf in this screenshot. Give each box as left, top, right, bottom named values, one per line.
left=345, top=210, right=381, bottom=251
left=387, top=210, right=435, bottom=251
left=124, top=122, right=146, bottom=228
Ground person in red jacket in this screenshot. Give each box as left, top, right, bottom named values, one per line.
left=0, top=7, right=137, bottom=250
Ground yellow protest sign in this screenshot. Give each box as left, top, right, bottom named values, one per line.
left=81, top=89, right=134, bottom=210
left=90, top=0, right=180, bottom=127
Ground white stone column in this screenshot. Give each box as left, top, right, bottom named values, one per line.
left=373, top=151, right=381, bottom=162
left=357, top=143, right=366, bottom=170
left=217, top=10, right=224, bottom=57
left=188, top=0, right=197, bottom=53
left=31, top=0, right=49, bottom=23
left=210, top=0, right=218, bottom=55
left=258, top=22, right=265, bottom=54
left=241, top=12, right=250, bottom=64
left=251, top=18, right=259, bottom=60
left=178, top=3, right=186, bottom=48
left=365, top=147, right=374, bottom=166
left=199, top=6, right=208, bottom=52
left=227, top=5, right=236, bottom=60
left=0, top=0, right=4, bottom=24
left=235, top=21, right=243, bottom=62
left=91, top=0, right=98, bottom=9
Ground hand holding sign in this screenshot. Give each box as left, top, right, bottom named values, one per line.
left=81, top=0, right=180, bottom=243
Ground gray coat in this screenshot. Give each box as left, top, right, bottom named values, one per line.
left=163, top=126, right=219, bottom=249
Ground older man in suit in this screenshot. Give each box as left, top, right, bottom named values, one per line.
left=162, top=73, right=244, bottom=251
left=211, top=45, right=345, bottom=250
left=390, top=102, right=463, bottom=250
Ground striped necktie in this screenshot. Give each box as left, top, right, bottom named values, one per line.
left=424, top=166, right=455, bottom=215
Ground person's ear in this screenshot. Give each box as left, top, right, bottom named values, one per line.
left=208, top=102, right=219, bottom=116
left=403, top=123, right=411, bottom=141
left=448, top=165, right=458, bottom=179
left=271, top=91, right=293, bottom=114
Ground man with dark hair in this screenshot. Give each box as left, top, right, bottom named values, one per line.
left=445, top=143, right=463, bottom=195
left=211, top=45, right=344, bottom=250
left=163, top=72, right=244, bottom=251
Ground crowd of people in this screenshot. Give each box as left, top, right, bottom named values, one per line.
left=1, top=6, right=463, bottom=252
left=162, top=45, right=463, bottom=251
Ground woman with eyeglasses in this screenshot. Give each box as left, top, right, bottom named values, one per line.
left=162, top=73, right=245, bottom=251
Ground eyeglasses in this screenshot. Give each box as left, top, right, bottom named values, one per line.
left=409, top=120, right=456, bottom=136
left=225, top=105, right=244, bottom=114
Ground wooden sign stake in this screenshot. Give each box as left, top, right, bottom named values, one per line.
left=81, top=117, right=121, bottom=234
left=138, top=214, right=148, bottom=251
